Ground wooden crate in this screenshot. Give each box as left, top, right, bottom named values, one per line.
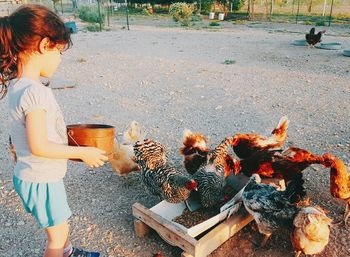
left=132, top=174, right=284, bottom=257
left=132, top=202, right=253, bottom=257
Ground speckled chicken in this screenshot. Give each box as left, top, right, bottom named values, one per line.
left=223, top=174, right=331, bottom=254
left=133, top=139, right=198, bottom=203
left=236, top=147, right=324, bottom=182
left=323, top=153, right=350, bottom=224
left=180, top=129, right=209, bottom=175
left=192, top=136, right=239, bottom=208
left=231, top=116, right=289, bottom=159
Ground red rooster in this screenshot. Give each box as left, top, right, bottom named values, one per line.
left=231, top=116, right=289, bottom=159
left=180, top=129, right=209, bottom=175
left=236, top=147, right=324, bottom=182
left=323, top=153, right=350, bottom=224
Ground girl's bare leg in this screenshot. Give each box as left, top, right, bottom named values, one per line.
left=44, top=220, right=69, bottom=257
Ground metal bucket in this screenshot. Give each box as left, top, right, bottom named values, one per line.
left=67, top=124, right=115, bottom=161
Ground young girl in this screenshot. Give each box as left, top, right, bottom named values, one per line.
left=0, top=4, right=108, bottom=257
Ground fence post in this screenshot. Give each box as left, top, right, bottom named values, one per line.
left=295, top=0, right=300, bottom=24
left=328, top=0, right=334, bottom=26
left=125, top=0, right=130, bottom=30
left=97, top=0, right=102, bottom=31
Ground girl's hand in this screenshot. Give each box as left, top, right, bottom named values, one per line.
left=80, top=147, right=109, bottom=168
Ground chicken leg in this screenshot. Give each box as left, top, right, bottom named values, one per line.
left=260, top=233, right=272, bottom=247
left=295, top=251, right=301, bottom=257
left=345, top=199, right=350, bottom=225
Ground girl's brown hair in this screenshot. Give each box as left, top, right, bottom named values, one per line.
left=0, top=4, right=72, bottom=99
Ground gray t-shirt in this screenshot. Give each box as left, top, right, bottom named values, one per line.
left=8, top=77, right=68, bottom=183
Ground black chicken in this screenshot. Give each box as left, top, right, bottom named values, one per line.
left=305, top=27, right=326, bottom=46
left=222, top=174, right=331, bottom=252
left=133, top=139, right=198, bottom=203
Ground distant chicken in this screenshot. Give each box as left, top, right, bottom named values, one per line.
left=236, top=147, right=324, bottom=182
left=109, top=121, right=146, bottom=176
left=323, top=153, right=350, bottom=224
left=291, top=207, right=332, bottom=257
left=180, top=129, right=209, bottom=175
left=223, top=174, right=331, bottom=253
left=192, top=136, right=240, bottom=208
left=305, top=27, right=326, bottom=47
left=134, top=139, right=198, bottom=203
left=231, top=116, right=289, bottom=159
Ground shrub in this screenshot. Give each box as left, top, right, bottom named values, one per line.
left=78, top=6, right=105, bottom=24
left=169, top=2, right=193, bottom=26
left=191, top=14, right=202, bottom=22
left=86, top=23, right=101, bottom=32
left=232, top=0, right=244, bottom=11
left=201, top=0, right=215, bottom=13
left=315, top=20, right=325, bottom=26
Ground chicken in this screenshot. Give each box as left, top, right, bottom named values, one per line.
left=323, top=153, right=350, bottom=224
left=223, top=174, right=331, bottom=253
left=180, top=129, right=209, bottom=175
left=291, top=207, right=332, bottom=257
left=231, top=116, right=289, bottom=159
left=236, top=147, right=324, bottom=182
left=192, top=136, right=240, bottom=208
left=122, top=121, right=146, bottom=147
left=133, top=139, right=198, bottom=203
left=109, top=121, right=145, bottom=176
left=9, top=135, right=17, bottom=164
left=305, top=27, right=326, bottom=47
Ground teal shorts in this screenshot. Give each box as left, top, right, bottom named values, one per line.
left=13, top=176, right=72, bottom=228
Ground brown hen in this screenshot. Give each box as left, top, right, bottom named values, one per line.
left=180, top=129, right=209, bottom=175
left=323, top=153, right=350, bottom=224
left=231, top=116, right=289, bottom=159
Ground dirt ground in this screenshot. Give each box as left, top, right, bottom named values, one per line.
left=0, top=15, right=349, bottom=257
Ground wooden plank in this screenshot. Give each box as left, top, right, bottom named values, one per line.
left=181, top=252, right=194, bottom=257
left=132, top=202, right=197, bottom=255
left=194, top=209, right=253, bottom=257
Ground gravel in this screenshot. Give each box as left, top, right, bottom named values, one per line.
left=0, top=17, right=349, bottom=257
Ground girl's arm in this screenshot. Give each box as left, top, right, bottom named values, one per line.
left=26, top=109, right=108, bottom=168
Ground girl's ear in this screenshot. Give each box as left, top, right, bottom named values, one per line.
left=38, top=37, right=51, bottom=54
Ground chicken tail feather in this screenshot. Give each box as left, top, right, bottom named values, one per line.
left=271, top=115, right=289, bottom=142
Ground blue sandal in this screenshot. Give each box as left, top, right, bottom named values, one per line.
left=69, top=248, right=100, bottom=257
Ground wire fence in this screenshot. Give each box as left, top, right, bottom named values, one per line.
left=1, top=0, right=349, bottom=26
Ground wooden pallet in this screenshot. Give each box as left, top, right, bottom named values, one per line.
left=132, top=175, right=284, bottom=257
left=132, top=202, right=253, bottom=257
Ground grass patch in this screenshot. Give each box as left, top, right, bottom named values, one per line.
left=222, top=59, right=236, bottom=65
left=77, top=57, right=87, bottom=63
